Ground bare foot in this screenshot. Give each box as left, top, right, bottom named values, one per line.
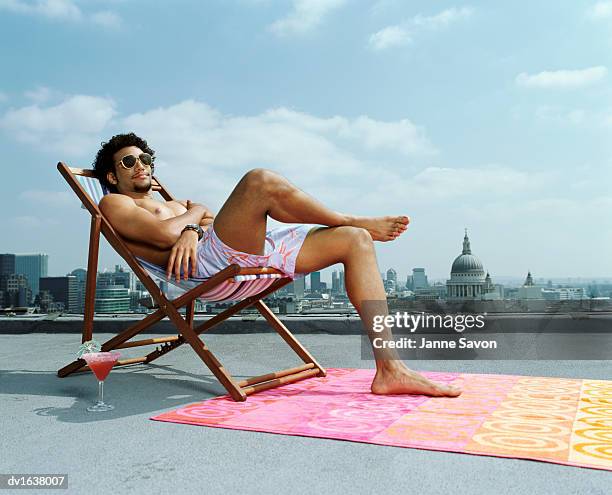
left=350, top=215, right=410, bottom=242
left=371, top=365, right=462, bottom=397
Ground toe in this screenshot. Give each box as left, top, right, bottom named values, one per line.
left=398, top=216, right=410, bottom=225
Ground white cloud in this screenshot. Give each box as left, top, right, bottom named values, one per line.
left=268, top=0, right=346, bottom=37
left=0, top=91, right=7, bottom=102
left=118, top=100, right=438, bottom=209
left=356, top=165, right=545, bottom=211
left=0, top=0, right=123, bottom=27
left=91, top=10, right=122, bottom=29
left=368, top=7, right=472, bottom=51
left=586, top=1, right=612, bottom=20
left=0, top=95, right=117, bottom=155
left=368, top=26, right=411, bottom=50
left=0, top=0, right=82, bottom=21
left=411, top=7, right=473, bottom=30
left=516, top=66, right=607, bottom=89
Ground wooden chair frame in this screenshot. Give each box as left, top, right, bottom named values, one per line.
left=56, top=162, right=326, bottom=401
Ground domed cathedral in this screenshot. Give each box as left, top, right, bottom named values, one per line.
left=446, top=229, right=493, bottom=300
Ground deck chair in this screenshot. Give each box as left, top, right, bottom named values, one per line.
left=56, top=162, right=326, bottom=401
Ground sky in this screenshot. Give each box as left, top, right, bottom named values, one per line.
left=0, top=0, right=611, bottom=283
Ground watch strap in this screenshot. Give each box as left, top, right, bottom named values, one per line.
left=182, top=223, right=204, bottom=241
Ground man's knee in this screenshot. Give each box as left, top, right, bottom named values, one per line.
left=342, top=226, right=374, bottom=249
left=242, top=168, right=275, bottom=188
left=242, top=168, right=281, bottom=196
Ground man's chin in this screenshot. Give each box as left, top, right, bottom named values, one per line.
left=134, top=182, right=152, bottom=193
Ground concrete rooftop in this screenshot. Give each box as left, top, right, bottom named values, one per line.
left=1, top=327, right=611, bottom=494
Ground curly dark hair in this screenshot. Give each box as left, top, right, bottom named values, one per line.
left=92, top=132, right=155, bottom=191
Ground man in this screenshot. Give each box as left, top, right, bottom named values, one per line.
left=95, top=133, right=461, bottom=397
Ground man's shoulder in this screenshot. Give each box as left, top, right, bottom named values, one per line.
left=99, top=193, right=137, bottom=212
left=100, top=193, right=135, bottom=205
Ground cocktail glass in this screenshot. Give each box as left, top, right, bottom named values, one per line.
left=81, top=351, right=121, bottom=412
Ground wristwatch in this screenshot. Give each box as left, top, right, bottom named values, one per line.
left=182, top=223, right=204, bottom=241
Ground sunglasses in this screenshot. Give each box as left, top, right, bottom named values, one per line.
left=117, top=152, right=154, bottom=170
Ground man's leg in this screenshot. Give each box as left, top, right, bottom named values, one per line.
left=294, top=225, right=462, bottom=397
left=213, top=168, right=409, bottom=255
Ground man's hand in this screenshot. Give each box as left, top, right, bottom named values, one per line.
left=166, top=229, right=199, bottom=282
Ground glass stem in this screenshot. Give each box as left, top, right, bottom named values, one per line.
left=98, top=380, right=104, bottom=403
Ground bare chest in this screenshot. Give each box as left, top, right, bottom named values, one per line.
left=134, top=199, right=186, bottom=220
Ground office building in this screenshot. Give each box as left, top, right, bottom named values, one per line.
left=412, top=268, right=428, bottom=289
left=332, top=270, right=340, bottom=293
left=70, top=268, right=87, bottom=313
left=310, top=271, right=321, bottom=293
left=95, top=286, right=130, bottom=313
left=97, top=265, right=136, bottom=291
left=40, top=276, right=79, bottom=313
left=16, top=253, right=48, bottom=302
left=0, top=274, right=30, bottom=307
left=293, top=276, right=305, bottom=299
left=0, top=254, right=16, bottom=276
left=339, top=270, right=345, bottom=295
left=542, top=287, right=586, bottom=300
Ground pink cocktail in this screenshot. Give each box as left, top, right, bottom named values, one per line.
left=82, top=352, right=120, bottom=412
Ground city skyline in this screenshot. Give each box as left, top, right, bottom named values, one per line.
left=2, top=247, right=608, bottom=314
left=3, top=225, right=611, bottom=283
left=0, top=2, right=610, bottom=278
left=1, top=247, right=610, bottom=287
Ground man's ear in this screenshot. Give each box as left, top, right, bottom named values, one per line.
left=107, top=171, right=117, bottom=185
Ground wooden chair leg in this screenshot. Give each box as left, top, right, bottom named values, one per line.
left=162, top=301, right=247, bottom=401
left=82, top=214, right=101, bottom=343
left=186, top=300, right=195, bottom=328
left=254, top=300, right=326, bottom=377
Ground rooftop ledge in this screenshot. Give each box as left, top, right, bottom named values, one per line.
left=1, top=312, right=611, bottom=335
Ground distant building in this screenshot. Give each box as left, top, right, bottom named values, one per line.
left=98, top=265, right=136, bottom=290
left=0, top=254, right=16, bottom=276
left=414, top=287, right=443, bottom=300
left=542, top=287, right=586, bottom=300
left=385, top=268, right=397, bottom=293
left=446, top=229, right=492, bottom=299
left=15, top=253, right=48, bottom=303
left=518, top=271, right=542, bottom=299
left=70, top=268, right=87, bottom=313
left=96, top=266, right=143, bottom=311
left=405, top=268, right=429, bottom=291
left=310, top=271, right=321, bottom=293
left=0, top=274, right=31, bottom=307
left=37, top=289, right=56, bottom=312
left=40, top=276, right=79, bottom=313
left=294, top=276, right=305, bottom=299
left=332, top=270, right=340, bottom=293
left=95, top=285, right=130, bottom=313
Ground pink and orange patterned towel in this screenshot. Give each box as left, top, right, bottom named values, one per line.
left=151, top=368, right=612, bottom=471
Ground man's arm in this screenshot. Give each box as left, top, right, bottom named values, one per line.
left=99, top=194, right=208, bottom=249
left=177, top=199, right=215, bottom=230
